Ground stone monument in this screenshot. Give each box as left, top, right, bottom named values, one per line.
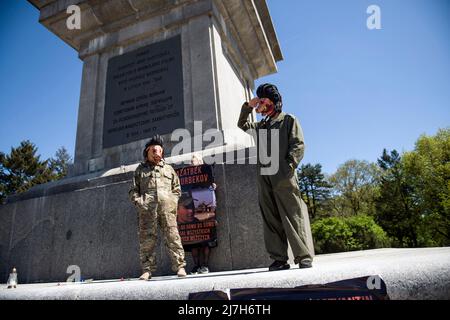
left=0, top=0, right=314, bottom=283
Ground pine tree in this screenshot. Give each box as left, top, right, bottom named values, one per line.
left=49, top=146, right=72, bottom=179
left=297, top=163, right=332, bottom=220
left=0, top=141, right=56, bottom=203
left=374, top=149, right=419, bottom=247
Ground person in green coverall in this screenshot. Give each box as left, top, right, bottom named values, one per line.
left=237, top=83, right=313, bottom=271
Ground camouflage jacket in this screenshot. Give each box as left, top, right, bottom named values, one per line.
left=129, top=160, right=181, bottom=207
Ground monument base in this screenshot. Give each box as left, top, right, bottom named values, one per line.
left=1, top=248, right=448, bottom=299
left=0, top=148, right=314, bottom=284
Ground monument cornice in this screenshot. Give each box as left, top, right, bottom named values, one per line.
left=212, top=0, right=282, bottom=79
left=28, top=0, right=282, bottom=78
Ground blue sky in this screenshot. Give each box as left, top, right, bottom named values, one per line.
left=0, top=0, right=449, bottom=174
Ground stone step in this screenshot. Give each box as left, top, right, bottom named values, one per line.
left=2, top=248, right=449, bottom=300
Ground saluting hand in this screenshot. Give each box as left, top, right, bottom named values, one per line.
left=248, top=97, right=260, bottom=108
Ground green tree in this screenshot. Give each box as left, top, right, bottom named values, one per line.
left=49, top=146, right=72, bottom=179
left=402, top=128, right=450, bottom=246
left=311, top=215, right=390, bottom=254
left=0, top=141, right=56, bottom=203
left=297, top=163, right=332, bottom=220
left=374, top=149, right=420, bottom=247
left=328, top=160, right=380, bottom=216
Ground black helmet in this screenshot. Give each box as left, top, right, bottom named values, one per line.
left=256, top=83, right=283, bottom=112
left=143, top=135, right=164, bottom=158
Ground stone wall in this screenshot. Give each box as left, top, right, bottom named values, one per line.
left=0, top=161, right=273, bottom=283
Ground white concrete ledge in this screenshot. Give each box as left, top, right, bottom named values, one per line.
left=1, top=248, right=449, bottom=300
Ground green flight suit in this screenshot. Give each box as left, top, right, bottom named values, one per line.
left=238, top=102, right=312, bottom=263
left=129, top=160, right=186, bottom=273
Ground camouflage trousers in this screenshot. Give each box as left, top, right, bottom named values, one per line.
left=136, top=196, right=186, bottom=273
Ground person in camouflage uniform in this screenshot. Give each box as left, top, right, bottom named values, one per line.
left=237, top=83, right=313, bottom=271
left=129, top=135, right=187, bottom=280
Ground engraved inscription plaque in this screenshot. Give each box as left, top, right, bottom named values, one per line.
left=103, top=35, right=184, bottom=148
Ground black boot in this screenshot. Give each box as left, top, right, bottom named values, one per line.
left=268, top=260, right=290, bottom=271
left=299, top=258, right=313, bottom=269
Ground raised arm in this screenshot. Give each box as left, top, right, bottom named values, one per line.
left=237, top=101, right=259, bottom=132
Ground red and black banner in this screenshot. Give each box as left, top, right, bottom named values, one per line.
left=175, top=164, right=217, bottom=249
